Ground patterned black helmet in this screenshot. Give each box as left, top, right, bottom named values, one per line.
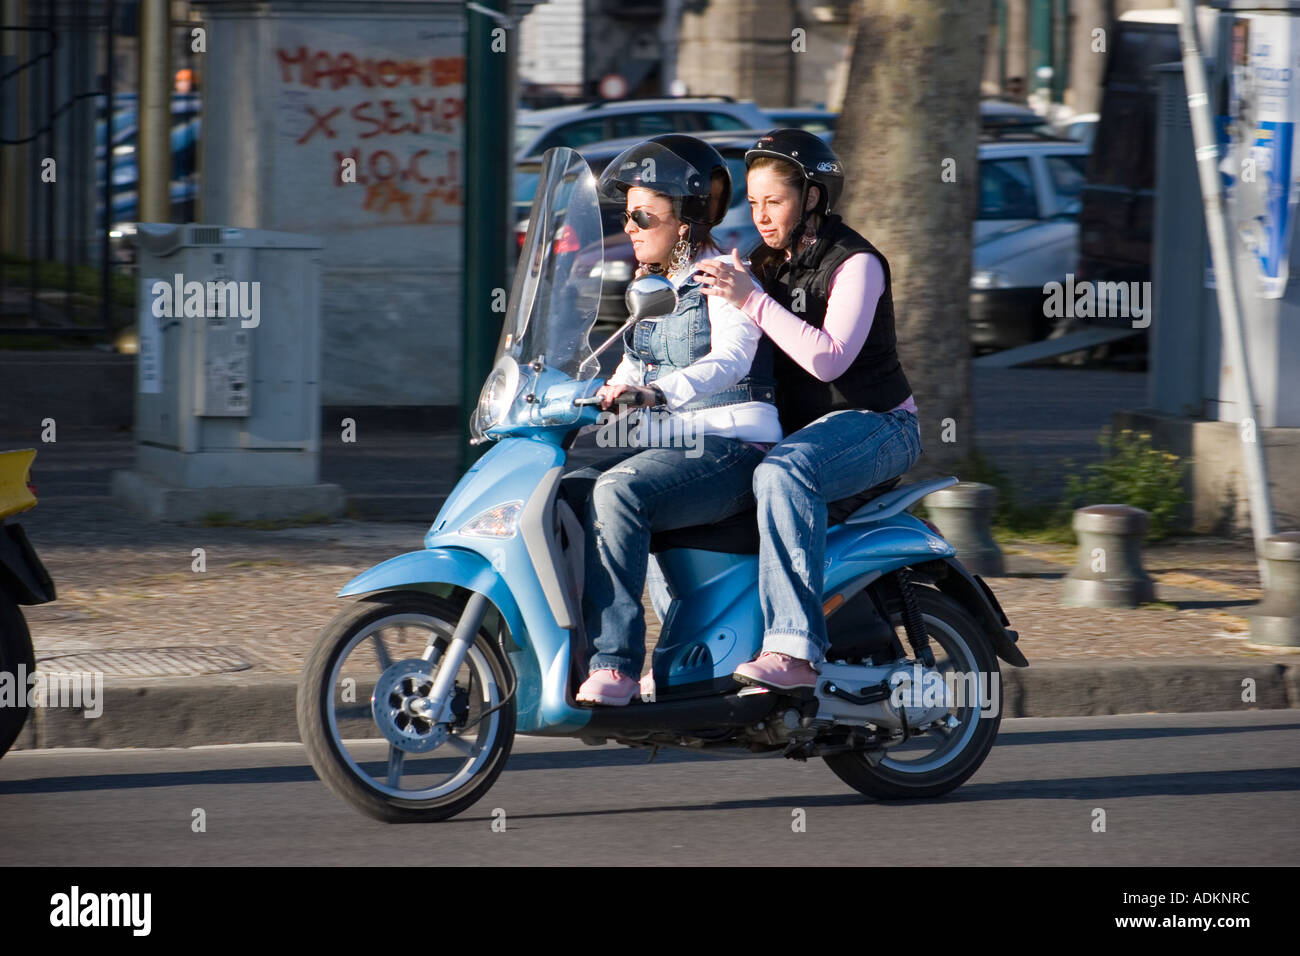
left=745, top=128, right=844, bottom=215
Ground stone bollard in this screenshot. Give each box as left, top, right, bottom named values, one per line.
left=1248, top=532, right=1300, bottom=648
left=925, top=482, right=1004, bottom=576
left=1061, top=505, right=1156, bottom=608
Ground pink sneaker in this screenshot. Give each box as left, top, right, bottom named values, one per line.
left=733, top=652, right=819, bottom=691
left=576, top=668, right=639, bottom=706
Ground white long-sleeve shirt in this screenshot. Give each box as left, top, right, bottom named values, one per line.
left=605, top=254, right=783, bottom=445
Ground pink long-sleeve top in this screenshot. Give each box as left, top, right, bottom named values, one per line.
left=739, top=252, right=917, bottom=415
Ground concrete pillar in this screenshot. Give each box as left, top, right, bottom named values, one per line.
left=676, top=0, right=796, bottom=106
left=1005, top=0, right=1031, bottom=99
left=1248, top=533, right=1300, bottom=648
left=1062, top=505, right=1156, bottom=607
left=138, top=0, right=172, bottom=222
left=1068, top=0, right=1108, bottom=114
left=926, top=482, right=1005, bottom=577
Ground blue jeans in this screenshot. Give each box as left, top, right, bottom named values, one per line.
left=560, top=436, right=767, bottom=680
left=753, top=408, right=922, bottom=664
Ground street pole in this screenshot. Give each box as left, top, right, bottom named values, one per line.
left=461, top=1, right=513, bottom=473
left=137, top=0, right=171, bottom=223
left=1174, top=0, right=1274, bottom=587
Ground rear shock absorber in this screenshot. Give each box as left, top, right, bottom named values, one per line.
left=894, top=569, right=935, bottom=668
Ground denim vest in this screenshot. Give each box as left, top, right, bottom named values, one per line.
left=621, top=273, right=776, bottom=412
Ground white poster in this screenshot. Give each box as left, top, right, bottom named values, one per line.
left=1222, top=13, right=1300, bottom=298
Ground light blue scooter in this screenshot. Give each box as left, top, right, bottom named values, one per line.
left=296, top=148, right=1028, bottom=823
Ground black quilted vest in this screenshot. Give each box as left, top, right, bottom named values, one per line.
left=750, top=216, right=913, bottom=435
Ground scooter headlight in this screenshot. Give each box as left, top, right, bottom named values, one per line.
left=460, top=500, right=524, bottom=538
left=474, top=357, right=520, bottom=438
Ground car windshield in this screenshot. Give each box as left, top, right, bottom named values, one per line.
left=515, top=123, right=541, bottom=152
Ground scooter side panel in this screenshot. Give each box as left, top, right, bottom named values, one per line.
left=654, top=549, right=764, bottom=688
left=417, top=435, right=595, bottom=734
left=426, top=437, right=564, bottom=544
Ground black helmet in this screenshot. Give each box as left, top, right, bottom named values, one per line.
left=598, top=134, right=732, bottom=230
left=745, top=128, right=844, bottom=216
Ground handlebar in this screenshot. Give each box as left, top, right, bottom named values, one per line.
left=573, top=389, right=648, bottom=408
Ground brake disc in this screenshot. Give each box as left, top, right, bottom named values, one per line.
left=371, top=658, right=450, bottom=754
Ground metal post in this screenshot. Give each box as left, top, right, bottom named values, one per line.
left=461, top=0, right=512, bottom=472
left=137, top=0, right=170, bottom=223
left=101, top=0, right=114, bottom=332
left=1174, top=0, right=1274, bottom=587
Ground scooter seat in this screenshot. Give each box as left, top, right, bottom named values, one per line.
left=649, top=476, right=902, bottom=555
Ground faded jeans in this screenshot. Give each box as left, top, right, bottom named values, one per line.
left=754, top=407, right=922, bottom=664
left=560, top=436, right=767, bottom=680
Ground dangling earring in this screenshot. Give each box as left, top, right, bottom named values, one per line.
left=798, top=220, right=818, bottom=250
left=669, top=237, right=692, bottom=273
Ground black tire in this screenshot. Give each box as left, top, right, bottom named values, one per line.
left=0, top=595, right=35, bottom=759
left=297, top=591, right=516, bottom=823
left=824, top=587, right=1002, bottom=800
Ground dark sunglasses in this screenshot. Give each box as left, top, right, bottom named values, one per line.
left=620, top=208, right=661, bottom=230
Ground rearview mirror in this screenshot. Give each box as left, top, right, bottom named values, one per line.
left=625, top=274, right=677, bottom=321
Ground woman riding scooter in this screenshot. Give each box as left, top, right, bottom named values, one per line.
left=560, top=134, right=782, bottom=706
left=695, top=129, right=922, bottom=691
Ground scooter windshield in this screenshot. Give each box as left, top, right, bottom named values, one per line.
left=471, top=147, right=603, bottom=442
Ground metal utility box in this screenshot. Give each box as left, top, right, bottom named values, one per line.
left=132, top=223, right=324, bottom=487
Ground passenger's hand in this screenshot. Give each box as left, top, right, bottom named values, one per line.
left=696, top=249, right=755, bottom=308
left=596, top=383, right=655, bottom=410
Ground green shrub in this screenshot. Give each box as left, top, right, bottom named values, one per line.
left=1060, top=428, right=1188, bottom=540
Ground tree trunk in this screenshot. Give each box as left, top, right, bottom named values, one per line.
left=836, top=0, right=992, bottom=479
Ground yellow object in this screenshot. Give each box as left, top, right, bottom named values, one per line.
left=0, top=449, right=38, bottom=519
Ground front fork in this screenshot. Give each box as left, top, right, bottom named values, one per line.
left=411, top=591, right=489, bottom=723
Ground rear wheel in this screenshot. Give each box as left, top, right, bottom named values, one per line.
left=824, top=587, right=1002, bottom=799
left=297, top=592, right=516, bottom=823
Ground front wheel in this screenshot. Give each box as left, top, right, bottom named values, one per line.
left=824, top=587, right=1002, bottom=800
left=0, top=595, right=36, bottom=758
left=297, top=591, right=516, bottom=823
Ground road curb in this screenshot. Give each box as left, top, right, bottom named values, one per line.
left=12, top=659, right=1299, bottom=750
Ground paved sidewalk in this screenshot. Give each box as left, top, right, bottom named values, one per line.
left=9, top=496, right=1296, bottom=750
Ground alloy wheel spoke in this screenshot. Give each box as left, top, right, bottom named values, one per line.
left=372, top=631, right=393, bottom=672
left=386, top=746, right=405, bottom=787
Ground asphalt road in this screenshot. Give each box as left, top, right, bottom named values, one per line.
left=1, top=711, right=1296, bottom=866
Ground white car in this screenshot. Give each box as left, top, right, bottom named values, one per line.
left=514, top=97, right=771, bottom=158
left=970, top=138, right=1090, bottom=349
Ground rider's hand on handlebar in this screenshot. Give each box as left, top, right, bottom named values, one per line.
left=597, top=384, right=655, bottom=410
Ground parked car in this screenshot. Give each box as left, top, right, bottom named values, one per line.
left=93, top=93, right=202, bottom=261
left=516, top=130, right=773, bottom=325
left=970, top=137, right=1090, bottom=349
left=1054, top=112, right=1099, bottom=150
left=979, top=99, right=1056, bottom=138
left=763, top=108, right=837, bottom=134
left=514, top=97, right=770, bottom=158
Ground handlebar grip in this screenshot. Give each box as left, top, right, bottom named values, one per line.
left=612, top=390, right=646, bottom=406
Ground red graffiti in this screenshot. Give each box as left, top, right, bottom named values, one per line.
left=348, top=97, right=464, bottom=138
left=277, top=47, right=465, bottom=90
left=333, top=147, right=460, bottom=194
left=297, top=105, right=343, bottom=144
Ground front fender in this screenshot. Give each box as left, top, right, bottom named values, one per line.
left=339, top=548, right=526, bottom=650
